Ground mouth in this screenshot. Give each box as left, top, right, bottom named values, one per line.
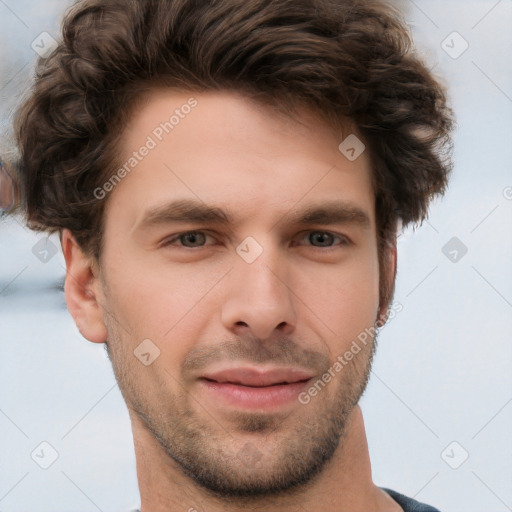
left=197, top=366, right=314, bottom=410
left=200, top=377, right=311, bottom=387
left=200, top=366, right=315, bottom=387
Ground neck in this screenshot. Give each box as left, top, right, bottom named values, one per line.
left=130, top=405, right=401, bottom=512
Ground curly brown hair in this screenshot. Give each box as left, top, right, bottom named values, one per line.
left=14, top=0, right=454, bottom=311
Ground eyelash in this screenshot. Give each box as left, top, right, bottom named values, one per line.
left=161, top=230, right=351, bottom=250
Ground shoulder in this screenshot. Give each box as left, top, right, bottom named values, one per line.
left=381, top=487, right=442, bottom=512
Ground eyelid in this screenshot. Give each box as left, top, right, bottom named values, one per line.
left=161, top=229, right=351, bottom=248
left=295, top=230, right=351, bottom=248
left=160, top=230, right=218, bottom=247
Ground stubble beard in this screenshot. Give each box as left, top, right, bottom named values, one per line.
left=104, top=328, right=378, bottom=503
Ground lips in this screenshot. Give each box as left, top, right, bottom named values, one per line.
left=200, top=367, right=314, bottom=387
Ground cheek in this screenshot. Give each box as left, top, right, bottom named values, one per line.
left=102, top=256, right=226, bottom=344
left=295, top=258, right=380, bottom=344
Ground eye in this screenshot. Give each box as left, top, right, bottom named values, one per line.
left=160, top=230, right=350, bottom=251
left=161, top=231, right=216, bottom=248
left=296, top=231, right=350, bottom=249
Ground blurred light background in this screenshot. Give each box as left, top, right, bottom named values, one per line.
left=1, top=1, right=511, bottom=511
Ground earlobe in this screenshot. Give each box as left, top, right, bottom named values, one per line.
left=61, top=229, right=108, bottom=343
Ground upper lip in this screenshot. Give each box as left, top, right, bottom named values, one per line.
left=200, top=367, right=314, bottom=387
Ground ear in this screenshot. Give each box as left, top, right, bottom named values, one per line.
left=61, top=229, right=108, bottom=343
left=376, top=240, right=397, bottom=327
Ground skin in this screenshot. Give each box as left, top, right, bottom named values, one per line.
left=62, top=89, right=400, bottom=512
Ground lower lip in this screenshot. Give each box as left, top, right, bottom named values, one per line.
left=198, top=379, right=311, bottom=410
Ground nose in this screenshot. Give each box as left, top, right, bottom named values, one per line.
left=221, top=240, right=297, bottom=340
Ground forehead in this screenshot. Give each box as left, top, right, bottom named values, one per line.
left=102, top=88, right=375, bottom=232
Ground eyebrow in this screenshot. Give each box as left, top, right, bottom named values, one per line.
left=134, top=198, right=371, bottom=232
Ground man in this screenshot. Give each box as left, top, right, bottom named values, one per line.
left=14, top=0, right=453, bottom=510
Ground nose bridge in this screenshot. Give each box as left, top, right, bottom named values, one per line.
left=221, top=235, right=296, bottom=339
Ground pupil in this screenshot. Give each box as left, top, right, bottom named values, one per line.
left=183, top=232, right=204, bottom=246
left=312, top=232, right=332, bottom=246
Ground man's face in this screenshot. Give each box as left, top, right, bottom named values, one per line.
left=94, top=89, right=385, bottom=498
